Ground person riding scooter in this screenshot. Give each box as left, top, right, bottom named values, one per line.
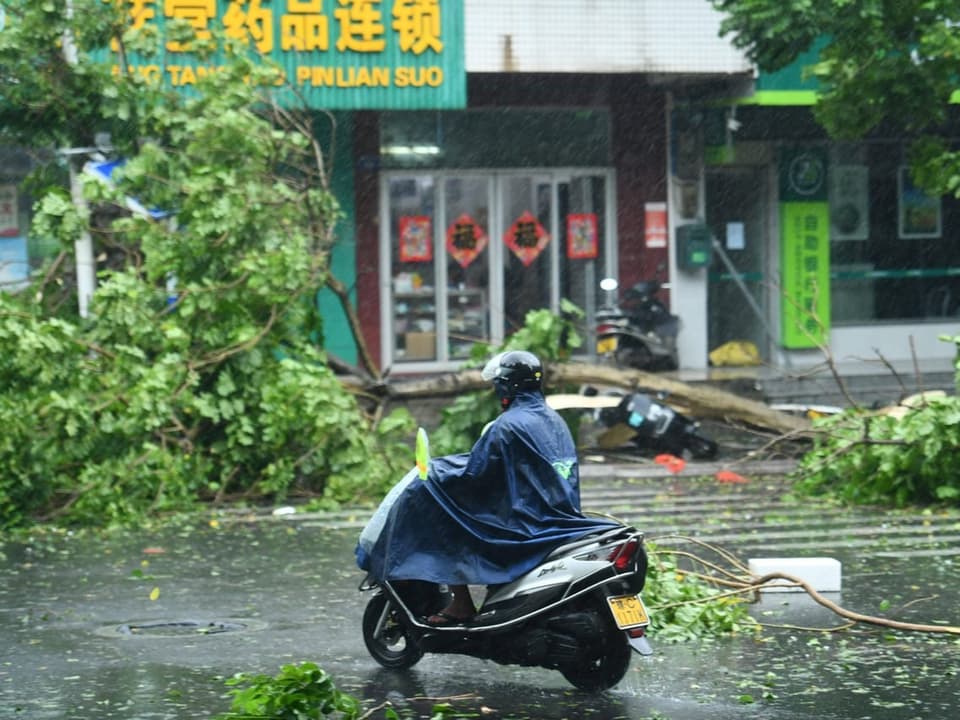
left=355, top=350, right=620, bottom=626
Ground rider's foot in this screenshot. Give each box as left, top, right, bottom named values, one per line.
left=426, top=609, right=474, bottom=625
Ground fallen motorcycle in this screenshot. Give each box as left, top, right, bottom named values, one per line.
left=359, top=522, right=651, bottom=691
left=598, top=390, right=719, bottom=460
left=547, top=389, right=719, bottom=460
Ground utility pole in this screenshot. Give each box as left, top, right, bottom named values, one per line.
left=62, top=0, right=97, bottom=318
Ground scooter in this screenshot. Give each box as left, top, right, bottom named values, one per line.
left=359, top=523, right=652, bottom=691
left=597, top=390, right=718, bottom=460
left=546, top=389, right=719, bottom=461
left=595, top=274, right=679, bottom=371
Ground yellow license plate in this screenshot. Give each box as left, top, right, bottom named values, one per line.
left=606, top=594, right=650, bottom=629
left=596, top=336, right=618, bottom=354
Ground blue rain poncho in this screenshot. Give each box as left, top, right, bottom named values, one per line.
left=355, top=390, right=620, bottom=585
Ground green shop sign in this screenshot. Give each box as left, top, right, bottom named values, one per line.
left=779, top=146, right=830, bottom=349
left=98, top=0, right=465, bottom=109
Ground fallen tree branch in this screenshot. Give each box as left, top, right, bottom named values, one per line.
left=753, top=572, right=960, bottom=636
left=347, top=360, right=811, bottom=436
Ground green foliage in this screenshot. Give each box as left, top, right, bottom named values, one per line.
left=643, top=543, right=757, bottom=642
left=711, top=0, right=960, bottom=196
left=791, top=333, right=960, bottom=507
left=0, top=4, right=413, bottom=528
left=429, top=301, right=584, bottom=455
left=793, top=399, right=960, bottom=507
left=214, top=662, right=365, bottom=720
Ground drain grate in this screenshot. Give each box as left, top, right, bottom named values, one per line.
left=115, top=619, right=247, bottom=636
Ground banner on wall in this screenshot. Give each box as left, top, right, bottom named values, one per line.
left=566, top=213, right=597, bottom=259
left=399, top=215, right=432, bottom=262
left=445, top=213, right=487, bottom=268
left=504, top=211, right=550, bottom=267
left=780, top=146, right=830, bottom=349
left=0, top=185, right=18, bottom=237
left=644, top=202, right=667, bottom=249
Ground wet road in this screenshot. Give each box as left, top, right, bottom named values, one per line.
left=1, top=462, right=959, bottom=719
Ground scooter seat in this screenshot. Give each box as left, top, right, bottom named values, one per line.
left=543, top=525, right=628, bottom=561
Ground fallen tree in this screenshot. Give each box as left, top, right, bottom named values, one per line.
left=341, top=360, right=811, bottom=436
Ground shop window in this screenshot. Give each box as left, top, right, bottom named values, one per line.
left=830, top=143, right=960, bottom=324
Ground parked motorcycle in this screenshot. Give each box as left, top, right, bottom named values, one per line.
left=360, top=523, right=652, bottom=691
left=595, top=273, right=679, bottom=371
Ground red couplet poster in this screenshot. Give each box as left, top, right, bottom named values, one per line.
left=399, top=215, right=433, bottom=262
left=644, top=202, right=667, bottom=249
left=445, top=213, right=488, bottom=268
left=504, top=210, right=550, bottom=266
left=566, top=213, right=598, bottom=259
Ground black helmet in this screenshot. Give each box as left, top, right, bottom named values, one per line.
left=482, top=350, right=543, bottom=403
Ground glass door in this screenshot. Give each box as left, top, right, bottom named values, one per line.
left=388, top=176, right=437, bottom=362
left=383, top=169, right=615, bottom=368
left=443, top=176, right=492, bottom=359
left=706, top=166, right=770, bottom=359
left=558, top=174, right=609, bottom=355
left=498, top=174, right=554, bottom=336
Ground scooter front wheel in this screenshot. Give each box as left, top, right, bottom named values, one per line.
left=362, top=592, right=424, bottom=669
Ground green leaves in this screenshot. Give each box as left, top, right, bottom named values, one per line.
left=216, top=662, right=361, bottom=719
left=0, top=4, right=405, bottom=529
left=713, top=0, right=960, bottom=196
left=794, top=386, right=960, bottom=507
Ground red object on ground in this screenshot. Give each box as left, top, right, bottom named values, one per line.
left=716, top=470, right=748, bottom=484
left=653, top=454, right=686, bottom=474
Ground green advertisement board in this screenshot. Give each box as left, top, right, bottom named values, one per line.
left=96, top=0, right=465, bottom=109
left=779, top=147, right=830, bottom=349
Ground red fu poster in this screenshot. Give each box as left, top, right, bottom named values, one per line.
left=446, top=213, right=488, bottom=268
left=566, top=213, right=597, bottom=259
left=504, top=210, right=550, bottom=266
left=399, top=215, right=432, bottom=262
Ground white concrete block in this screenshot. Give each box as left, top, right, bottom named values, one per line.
left=748, top=557, right=842, bottom=593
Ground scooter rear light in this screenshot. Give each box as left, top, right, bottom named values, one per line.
left=596, top=323, right=619, bottom=335
left=607, top=538, right=640, bottom=571
left=628, top=627, right=646, bottom=638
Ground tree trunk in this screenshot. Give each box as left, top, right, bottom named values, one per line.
left=350, top=360, right=810, bottom=435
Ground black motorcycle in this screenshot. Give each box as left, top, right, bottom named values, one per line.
left=596, top=275, right=679, bottom=371
left=597, top=390, right=718, bottom=460
left=360, top=523, right=652, bottom=691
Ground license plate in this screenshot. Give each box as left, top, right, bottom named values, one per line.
left=596, top=336, right=618, bottom=354
left=606, top=594, right=650, bottom=629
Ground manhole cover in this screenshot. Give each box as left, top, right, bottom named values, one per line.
left=99, top=618, right=262, bottom=638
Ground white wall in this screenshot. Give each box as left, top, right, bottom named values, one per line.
left=465, top=0, right=751, bottom=75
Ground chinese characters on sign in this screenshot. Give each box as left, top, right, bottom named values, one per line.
left=782, top=203, right=830, bottom=348
left=566, top=213, right=597, bottom=260
left=445, top=213, right=487, bottom=268
left=399, top=215, right=432, bottom=262
left=101, top=0, right=465, bottom=109
left=505, top=211, right=550, bottom=267
left=779, top=146, right=830, bottom=349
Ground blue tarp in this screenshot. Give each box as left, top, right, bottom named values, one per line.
left=356, top=391, right=620, bottom=585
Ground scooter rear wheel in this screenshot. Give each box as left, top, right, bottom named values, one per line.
left=559, top=610, right=632, bottom=692
left=362, top=592, right=424, bottom=669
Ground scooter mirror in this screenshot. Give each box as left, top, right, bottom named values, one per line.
left=600, top=277, right=619, bottom=292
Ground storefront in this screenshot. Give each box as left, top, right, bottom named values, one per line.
left=374, top=109, right=615, bottom=370
left=697, top=70, right=960, bottom=370
left=15, top=1, right=760, bottom=373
